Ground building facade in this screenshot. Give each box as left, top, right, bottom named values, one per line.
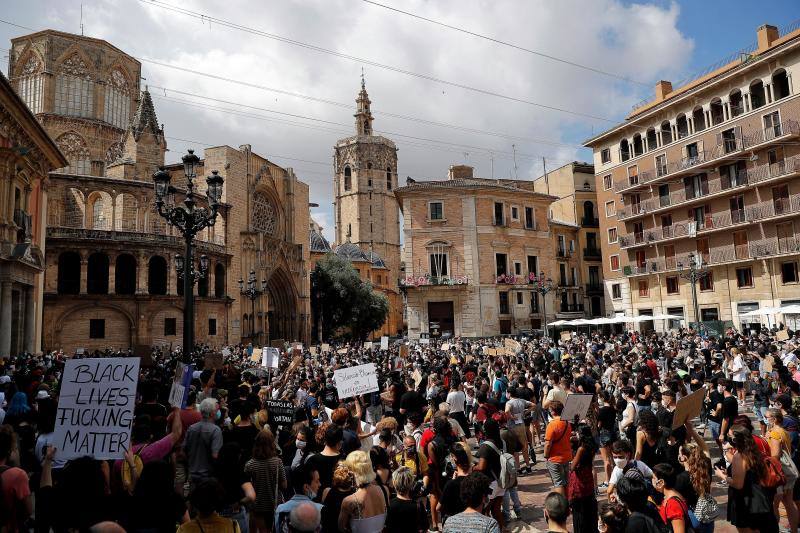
left=585, top=23, right=800, bottom=332
left=533, top=161, right=605, bottom=318
left=0, top=72, right=67, bottom=357
left=395, top=165, right=562, bottom=338
left=332, top=80, right=403, bottom=336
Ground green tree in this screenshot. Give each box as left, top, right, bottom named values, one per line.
left=311, top=254, right=389, bottom=340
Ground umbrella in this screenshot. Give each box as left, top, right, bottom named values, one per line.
left=778, top=305, right=800, bottom=314
left=651, top=314, right=683, bottom=320
left=740, top=306, right=781, bottom=317
left=547, top=319, right=569, bottom=326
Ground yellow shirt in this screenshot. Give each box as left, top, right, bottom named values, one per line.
left=768, top=426, right=792, bottom=454
left=177, top=515, right=241, bottom=533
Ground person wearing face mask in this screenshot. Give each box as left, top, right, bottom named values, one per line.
left=652, top=463, right=690, bottom=533
left=706, top=379, right=725, bottom=453
left=274, top=463, right=323, bottom=533
left=290, top=425, right=316, bottom=471
left=607, top=439, right=653, bottom=501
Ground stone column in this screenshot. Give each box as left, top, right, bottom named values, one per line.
left=23, top=286, right=35, bottom=353
left=763, top=78, right=773, bottom=103
left=79, top=253, right=88, bottom=294
left=721, top=96, right=730, bottom=121
left=687, top=117, right=695, bottom=135
left=137, top=251, right=148, bottom=294
left=741, top=89, right=751, bottom=112
left=0, top=281, right=12, bottom=358
left=108, top=254, right=116, bottom=294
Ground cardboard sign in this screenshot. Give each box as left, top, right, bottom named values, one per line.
left=271, top=339, right=285, bottom=349
left=399, top=345, right=409, bottom=358
left=672, top=387, right=706, bottom=429
left=560, top=331, right=572, bottom=342
left=262, top=347, right=280, bottom=369
left=504, top=338, right=521, bottom=354
left=561, top=393, right=594, bottom=422
left=419, top=338, right=430, bottom=345
left=441, top=343, right=450, bottom=351
left=286, top=355, right=303, bottom=375
left=334, top=363, right=379, bottom=399
left=309, top=346, right=318, bottom=356
left=321, top=343, right=331, bottom=353
left=450, top=355, right=458, bottom=365
left=337, top=348, right=348, bottom=355
left=204, top=352, right=224, bottom=370
left=266, top=399, right=295, bottom=428
left=364, top=341, right=373, bottom=350
left=777, top=330, right=790, bottom=341
left=412, top=368, right=424, bottom=389
left=250, top=347, right=262, bottom=363
left=380, top=336, right=389, bottom=350
left=169, top=362, right=193, bottom=408
left=53, top=358, right=140, bottom=460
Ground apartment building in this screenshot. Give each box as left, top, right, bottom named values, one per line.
left=585, top=23, right=800, bottom=331
left=395, top=165, right=563, bottom=338
left=533, top=161, right=605, bottom=318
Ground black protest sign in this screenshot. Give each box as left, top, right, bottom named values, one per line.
left=266, top=400, right=295, bottom=428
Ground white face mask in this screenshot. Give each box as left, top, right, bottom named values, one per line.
left=296, top=439, right=307, bottom=450
left=614, top=457, right=627, bottom=468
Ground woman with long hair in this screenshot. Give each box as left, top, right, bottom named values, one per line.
left=715, top=425, right=778, bottom=533
left=679, top=441, right=717, bottom=533
left=569, top=424, right=598, bottom=533
left=439, top=442, right=473, bottom=524
left=634, top=409, right=663, bottom=468
left=245, top=428, right=287, bottom=533
left=765, top=408, right=799, bottom=533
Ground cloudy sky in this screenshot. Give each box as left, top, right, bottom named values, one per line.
left=2, top=0, right=798, bottom=240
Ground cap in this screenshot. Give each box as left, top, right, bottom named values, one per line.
left=36, top=390, right=49, bottom=400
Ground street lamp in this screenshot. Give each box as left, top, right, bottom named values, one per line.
left=152, top=149, right=223, bottom=361
left=239, top=270, right=266, bottom=343
left=531, top=272, right=554, bottom=338
left=677, top=253, right=710, bottom=334
left=175, top=253, right=209, bottom=286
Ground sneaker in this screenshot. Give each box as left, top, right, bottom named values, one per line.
left=716, top=479, right=728, bottom=487
left=696, top=423, right=706, bottom=429
left=599, top=481, right=609, bottom=489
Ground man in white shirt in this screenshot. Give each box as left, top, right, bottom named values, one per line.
left=607, top=439, right=653, bottom=499
left=731, top=348, right=748, bottom=401
left=446, top=380, right=470, bottom=437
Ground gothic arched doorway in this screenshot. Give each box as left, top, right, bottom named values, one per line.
left=266, top=268, right=298, bottom=342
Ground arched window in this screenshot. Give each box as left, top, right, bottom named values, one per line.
left=114, top=193, right=138, bottom=231
left=55, top=53, right=93, bottom=118
left=676, top=114, right=689, bottom=139
left=344, top=166, right=352, bottom=191
left=252, top=192, right=278, bottom=235
left=16, top=55, right=44, bottom=113
left=198, top=275, right=209, bottom=297
left=148, top=256, right=167, bottom=295
left=364, top=120, right=370, bottom=135
left=646, top=128, right=657, bottom=151
left=583, top=201, right=595, bottom=221
left=632, top=134, right=643, bottom=157
left=710, top=98, right=724, bottom=126
left=87, top=253, right=109, bottom=294
left=57, top=252, right=81, bottom=294
left=750, top=79, right=766, bottom=109
left=115, top=254, right=136, bottom=295
left=730, top=89, right=744, bottom=117
left=63, top=188, right=85, bottom=228
left=55, top=132, right=91, bottom=175
left=660, top=120, right=672, bottom=144
left=104, top=69, right=130, bottom=129
left=386, top=167, right=392, bottom=190
left=691, top=106, right=705, bottom=132
left=773, top=69, right=790, bottom=101
left=214, top=263, right=225, bottom=297
left=619, top=139, right=630, bottom=162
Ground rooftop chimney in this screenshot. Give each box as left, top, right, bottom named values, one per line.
left=655, top=80, right=673, bottom=102
left=757, top=24, right=779, bottom=52
left=448, top=164, right=474, bottom=180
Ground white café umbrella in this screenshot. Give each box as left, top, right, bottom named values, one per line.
left=778, top=305, right=800, bottom=314
left=547, top=319, right=569, bottom=326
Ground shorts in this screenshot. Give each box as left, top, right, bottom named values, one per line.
left=779, top=476, right=797, bottom=495
left=508, top=423, right=528, bottom=448
left=598, top=429, right=615, bottom=447
left=753, top=405, right=768, bottom=424
left=733, top=380, right=745, bottom=390
left=708, top=420, right=721, bottom=441
left=489, top=479, right=506, bottom=499
left=546, top=461, right=570, bottom=488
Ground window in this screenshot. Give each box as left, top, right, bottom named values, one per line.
left=514, top=261, right=522, bottom=275
left=603, top=175, right=612, bottom=190
left=89, top=319, right=105, bottom=339
left=516, top=292, right=523, bottom=305
left=655, top=154, right=667, bottom=177
left=386, top=167, right=392, bottom=190
left=782, top=262, right=799, bottom=284
left=527, top=256, right=538, bottom=275
left=367, top=176, right=372, bottom=187
left=208, top=318, right=217, bottom=336
left=495, top=253, right=508, bottom=276
left=701, top=308, right=719, bottom=321
left=608, top=227, right=618, bottom=243
left=764, top=111, right=782, bottom=140
left=601, top=148, right=611, bottom=164
left=736, top=267, right=753, bottom=288
left=344, top=166, right=352, bottom=191
left=164, top=317, right=177, bottom=336
left=104, top=69, right=130, bottom=129
left=430, top=253, right=448, bottom=277
left=699, top=272, right=713, bottom=291
left=612, top=283, right=621, bottom=299
left=499, top=292, right=510, bottom=314
left=605, top=200, right=616, bottom=217
left=429, top=201, right=443, bottom=220
left=511, top=206, right=519, bottom=221
left=638, top=280, right=649, bottom=297
left=525, top=207, right=534, bottom=229
left=55, top=55, right=93, bottom=118
left=16, top=56, right=44, bottom=114
left=609, top=255, right=620, bottom=271
left=494, top=202, right=504, bottom=225
left=666, top=276, right=679, bottom=294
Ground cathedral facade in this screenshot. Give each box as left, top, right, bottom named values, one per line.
left=331, top=81, right=403, bottom=337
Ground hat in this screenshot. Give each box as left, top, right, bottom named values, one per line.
left=36, top=390, right=49, bottom=400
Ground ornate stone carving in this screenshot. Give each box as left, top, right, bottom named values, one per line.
left=55, top=132, right=90, bottom=160
left=60, top=53, right=91, bottom=79
left=251, top=192, right=277, bottom=235
left=21, top=56, right=42, bottom=75
left=108, top=69, right=128, bottom=91
left=105, top=141, right=123, bottom=163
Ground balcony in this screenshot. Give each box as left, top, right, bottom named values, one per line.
left=581, top=217, right=599, bottom=228
left=583, top=247, right=602, bottom=260
left=400, top=271, right=469, bottom=288
left=623, top=233, right=800, bottom=277
left=585, top=283, right=603, bottom=294
left=47, top=226, right=227, bottom=254
left=556, top=248, right=572, bottom=258
left=618, top=154, right=800, bottom=221
left=559, top=303, right=584, bottom=313
left=613, top=117, right=800, bottom=194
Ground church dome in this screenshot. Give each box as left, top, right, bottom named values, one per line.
left=310, top=228, right=332, bottom=253
left=365, top=251, right=387, bottom=269
left=334, top=241, right=370, bottom=262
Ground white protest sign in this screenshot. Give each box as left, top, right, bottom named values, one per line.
left=441, top=343, right=450, bottom=351
left=561, top=393, right=594, bottom=422
left=380, top=336, right=389, bottom=350
left=419, top=338, right=430, bottom=345
left=221, top=347, right=232, bottom=358
left=364, top=341, right=373, bottom=350
left=261, top=347, right=280, bottom=369
left=169, top=362, right=193, bottom=408
left=321, top=343, right=331, bottom=353
left=53, top=357, right=140, bottom=460
left=334, top=363, right=379, bottom=399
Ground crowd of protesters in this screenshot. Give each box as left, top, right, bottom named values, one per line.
left=1, top=323, right=800, bottom=532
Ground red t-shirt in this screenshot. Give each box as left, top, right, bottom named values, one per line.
left=659, top=496, right=687, bottom=527
left=645, top=360, right=660, bottom=380
left=419, top=428, right=436, bottom=464
left=1, top=466, right=30, bottom=529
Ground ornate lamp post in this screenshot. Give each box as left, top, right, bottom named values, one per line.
left=531, top=272, right=554, bottom=338
left=677, top=253, right=710, bottom=334
left=239, top=270, right=266, bottom=343
left=175, top=253, right=209, bottom=289
left=152, top=149, right=224, bottom=360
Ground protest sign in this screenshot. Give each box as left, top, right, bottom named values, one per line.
left=250, top=347, right=262, bottom=363
left=412, top=368, right=424, bottom=389
left=266, top=400, right=295, bottom=428
left=334, top=363, right=379, bottom=399
left=672, top=387, right=706, bottom=429
left=442, top=343, right=451, bottom=351
left=53, top=357, right=140, bottom=460
left=419, top=338, right=430, bottom=345
left=560, top=331, right=571, bottom=342
left=309, top=346, right=318, bottom=356
left=270, top=339, right=285, bottom=349
left=337, top=348, right=348, bottom=355
left=777, top=330, right=790, bottom=341
left=399, top=345, right=409, bottom=358
left=504, top=338, right=521, bottom=354
left=286, top=355, right=303, bottom=375
left=364, top=341, right=373, bottom=350
left=204, top=352, right=223, bottom=370
left=262, top=347, right=280, bottom=369
left=561, top=393, right=594, bottom=422
left=169, top=363, right=193, bottom=408
left=321, top=343, right=331, bottom=353
left=221, top=347, right=232, bottom=358
left=380, top=336, right=389, bottom=350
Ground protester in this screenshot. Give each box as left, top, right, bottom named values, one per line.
left=441, top=471, right=500, bottom=533
left=245, top=428, right=287, bottom=533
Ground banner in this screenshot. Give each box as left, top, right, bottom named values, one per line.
left=504, top=338, right=521, bottom=354
left=262, top=347, right=280, bottom=369
left=169, top=362, right=193, bottom=408
left=53, top=358, right=140, bottom=460
left=266, top=399, right=295, bottom=428
left=419, top=338, right=430, bottom=345
left=364, top=341, right=373, bottom=350
left=380, top=336, right=389, bottom=350
left=334, top=363, right=379, bottom=399
left=777, top=330, right=790, bottom=341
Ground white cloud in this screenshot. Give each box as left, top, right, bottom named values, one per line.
left=2, top=0, right=693, bottom=243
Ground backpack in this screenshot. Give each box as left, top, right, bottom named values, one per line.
left=122, top=443, right=150, bottom=492
left=761, top=455, right=787, bottom=489
left=484, top=440, right=517, bottom=489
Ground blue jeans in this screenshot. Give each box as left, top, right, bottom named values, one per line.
left=708, top=420, right=721, bottom=441
left=695, top=521, right=714, bottom=533
left=220, top=506, right=249, bottom=533
left=503, top=486, right=522, bottom=518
